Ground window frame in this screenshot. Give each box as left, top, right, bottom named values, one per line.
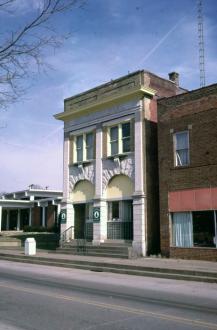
left=73, top=131, right=94, bottom=163
left=171, top=210, right=217, bottom=248
left=107, top=121, right=131, bottom=157
left=107, top=200, right=133, bottom=222
left=173, top=130, right=190, bottom=167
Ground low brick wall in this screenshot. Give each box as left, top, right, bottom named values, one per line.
left=170, top=247, right=217, bottom=262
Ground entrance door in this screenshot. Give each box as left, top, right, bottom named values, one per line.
left=74, top=204, right=85, bottom=239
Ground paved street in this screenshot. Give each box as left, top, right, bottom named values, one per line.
left=0, top=260, right=216, bottom=330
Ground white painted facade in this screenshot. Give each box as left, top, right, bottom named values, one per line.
left=56, top=70, right=182, bottom=256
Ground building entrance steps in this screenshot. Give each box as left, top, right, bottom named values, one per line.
left=0, top=248, right=216, bottom=283
left=58, top=240, right=132, bottom=259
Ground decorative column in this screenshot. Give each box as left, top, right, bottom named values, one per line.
left=17, top=209, right=21, bottom=231
left=132, top=104, right=147, bottom=256
left=61, top=136, right=74, bottom=234
left=42, top=206, right=46, bottom=227
left=0, top=206, right=2, bottom=232
left=6, top=209, right=9, bottom=230
left=93, top=124, right=107, bottom=245
left=29, top=208, right=32, bottom=226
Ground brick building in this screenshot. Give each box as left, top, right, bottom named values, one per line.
left=158, top=84, right=217, bottom=261
left=55, top=70, right=184, bottom=256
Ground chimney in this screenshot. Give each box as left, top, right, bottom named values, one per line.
left=168, top=72, right=179, bottom=86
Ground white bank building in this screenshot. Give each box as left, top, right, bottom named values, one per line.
left=55, top=70, right=183, bottom=256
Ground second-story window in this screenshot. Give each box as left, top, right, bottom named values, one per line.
left=174, top=131, right=189, bottom=166
left=86, top=132, right=94, bottom=160
left=76, top=135, right=83, bottom=162
left=122, top=122, right=131, bottom=153
left=109, top=122, right=131, bottom=156
left=75, top=132, right=94, bottom=162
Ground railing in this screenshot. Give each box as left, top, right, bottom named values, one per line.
left=59, top=226, right=74, bottom=247
left=107, top=221, right=133, bottom=240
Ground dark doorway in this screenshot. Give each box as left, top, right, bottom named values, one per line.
left=74, top=204, right=85, bottom=239
left=9, top=210, right=17, bottom=230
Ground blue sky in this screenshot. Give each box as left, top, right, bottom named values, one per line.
left=0, top=0, right=216, bottom=192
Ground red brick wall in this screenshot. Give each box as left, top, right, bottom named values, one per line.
left=47, top=205, right=56, bottom=229
left=158, top=84, right=217, bottom=259
left=170, top=247, right=217, bottom=262
left=32, top=207, right=41, bottom=227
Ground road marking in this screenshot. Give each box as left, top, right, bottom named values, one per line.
left=0, top=282, right=216, bottom=329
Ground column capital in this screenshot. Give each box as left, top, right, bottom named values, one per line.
left=133, top=192, right=146, bottom=200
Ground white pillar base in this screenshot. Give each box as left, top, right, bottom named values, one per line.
left=92, top=200, right=107, bottom=244
left=132, top=194, right=147, bottom=257
left=60, top=202, right=74, bottom=238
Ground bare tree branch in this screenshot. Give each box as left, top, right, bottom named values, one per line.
left=0, top=0, right=85, bottom=108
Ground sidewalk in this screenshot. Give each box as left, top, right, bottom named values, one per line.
left=0, top=247, right=216, bottom=283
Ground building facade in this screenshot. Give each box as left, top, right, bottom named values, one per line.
left=55, top=70, right=183, bottom=256
left=158, top=84, right=217, bottom=261
left=0, top=186, right=62, bottom=232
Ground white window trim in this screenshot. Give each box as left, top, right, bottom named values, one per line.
left=107, top=121, right=131, bottom=157
left=173, top=130, right=190, bottom=167
left=73, top=131, right=94, bottom=163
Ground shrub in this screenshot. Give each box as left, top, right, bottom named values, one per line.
left=23, top=226, right=47, bottom=232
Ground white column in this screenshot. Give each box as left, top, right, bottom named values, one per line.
left=95, top=125, right=103, bottom=198
left=56, top=203, right=61, bottom=226
left=6, top=209, right=9, bottom=230
left=134, top=106, right=144, bottom=194
left=42, top=206, right=46, bottom=227
left=63, top=137, right=70, bottom=202
left=61, top=203, right=74, bottom=237
left=0, top=206, right=2, bottom=232
left=92, top=201, right=107, bottom=245
left=29, top=208, right=32, bottom=226
left=93, top=124, right=107, bottom=244
left=17, top=209, right=21, bottom=231
left=132, top=105, right=147, bottom=256
left=60, top=136, right=74, bottom=236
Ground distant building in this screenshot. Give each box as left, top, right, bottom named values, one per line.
left=158, top=84, right=217, bottom=261
left=0, top=186, right=62, bottom=232
left=55, top=70, right=184, bottom=256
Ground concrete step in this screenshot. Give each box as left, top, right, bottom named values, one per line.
left=0, top=253, right=216, bottom=283
left=59, top=243, right=131, bottom=258
left=0, top=237, right=21, bottom=247
left=56, top=250, right=128, bottom=259
left=59, top=246, right=129, bottom=253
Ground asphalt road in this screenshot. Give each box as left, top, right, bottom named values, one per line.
left=0, top=260, right=216, bottom=330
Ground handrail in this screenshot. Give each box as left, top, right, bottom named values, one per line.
left=59, top=226, right=74, bottom=247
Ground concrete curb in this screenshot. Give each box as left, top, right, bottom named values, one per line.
left=0, top=253, right=216, bottom=283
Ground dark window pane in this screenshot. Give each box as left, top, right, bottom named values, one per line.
left=86, top=133, right=93, bottom=147
left=87, top=147, right=93, bottom=160
left=193, top=211, right=215, bottom=247
left=76, top=135, right=83, bottom=149
left=110, top=126, right=118, bottom=141
left=111, top=141, right=118, bottom=155
left=76, top=135, right=83, bottom=162
left=122, top=122, right=130, bottom=138
left=86, top=133, right=93, bottom=160
left=176, top=132, right=188, bottom=149
left=77, top=149, right=83, bottom=162
left=123, top=137, right=131, bottom=153
left=176, top=149, right=189, bottom=166
left=112, top=202, right=119, bottom=219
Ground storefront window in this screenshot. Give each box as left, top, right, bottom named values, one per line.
left=172, top=211, right=217, bottom=248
